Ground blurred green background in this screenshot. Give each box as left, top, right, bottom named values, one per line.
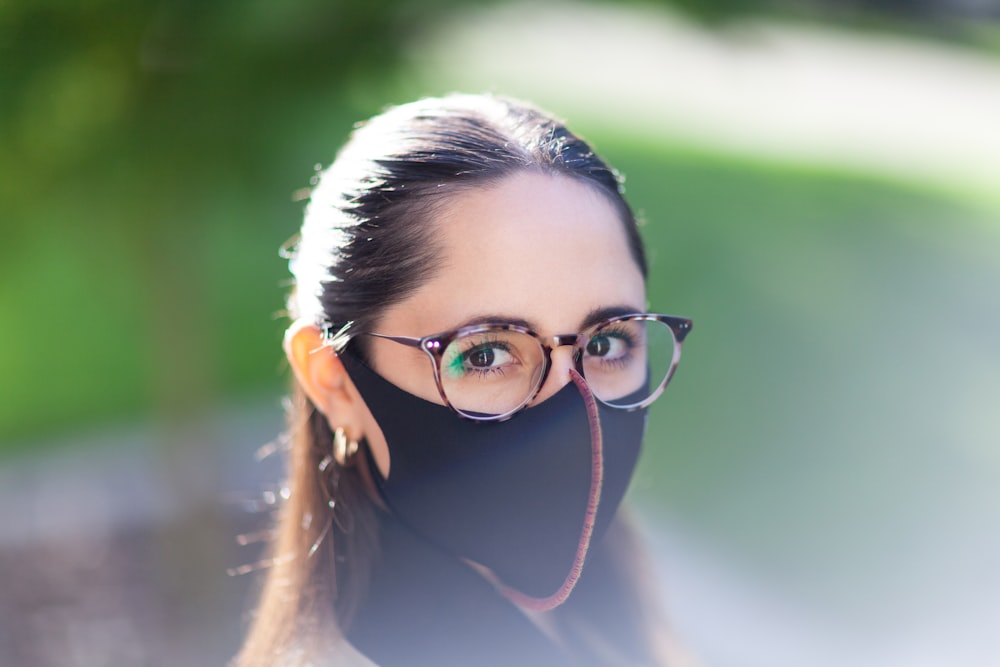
left=2, top=1, right=999, bottom=666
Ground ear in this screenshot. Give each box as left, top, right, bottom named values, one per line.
left=283, top=319, right=366, bottom=445
left=283, top=319, right=391, bottom=478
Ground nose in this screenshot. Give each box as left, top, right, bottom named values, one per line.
left=529, top=344, right=580, bottom=406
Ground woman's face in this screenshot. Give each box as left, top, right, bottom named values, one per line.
left=356, top=170, right=646, bottom=477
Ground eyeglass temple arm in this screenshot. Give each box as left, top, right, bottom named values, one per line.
left=364, top=332, right=426, bottom=350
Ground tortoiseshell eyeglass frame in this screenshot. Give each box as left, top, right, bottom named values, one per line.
left=340, top=313, right=692, bottom=423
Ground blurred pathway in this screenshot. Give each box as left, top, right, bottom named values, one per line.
left=3, top=5, right=999, bottom=667
left=414, top=2, right=1000, bottom=204
left=0, top=401, right=287, bottom=667
left=5, top=399, right=997, bottom=667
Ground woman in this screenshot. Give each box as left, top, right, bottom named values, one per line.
left=234, top=93, right=693, bottom=667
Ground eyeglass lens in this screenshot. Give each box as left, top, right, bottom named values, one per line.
left=438, top=319, right=677, bottom=417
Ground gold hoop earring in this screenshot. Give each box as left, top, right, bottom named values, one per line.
left=333, top=426, right=359, bottom=467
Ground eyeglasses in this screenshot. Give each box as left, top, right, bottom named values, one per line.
left=353, top=313, right=692, bottom=422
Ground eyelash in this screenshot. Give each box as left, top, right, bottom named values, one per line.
left=587, top=325, right=638, bottom=369
left=589, top=324, right=638, bottom=349
left=464, top=366, right=507, bottom=379
left=450, top=337, right=513, bottom=377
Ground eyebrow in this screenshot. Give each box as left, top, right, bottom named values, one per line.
left=451, top=304, right=643, bottom=334
left=579, top=305, right=645, bottom=330
left=454, top=314, right=535, bottom=330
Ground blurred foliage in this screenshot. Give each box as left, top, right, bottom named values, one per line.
left=616, top=139, right=1000, bottom=607
left=1, top=0, right=452, bottom=443
left=1, top=0, right=998, bottom=449
left=3, top=9, right=997, bottom=664
left=638, top=0, right=1000, bottom=49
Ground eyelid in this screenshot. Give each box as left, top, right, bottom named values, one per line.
left=456, top=336, right=513, bottom=352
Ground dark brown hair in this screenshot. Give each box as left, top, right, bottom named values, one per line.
left=234, top=94, right=666, bottom=666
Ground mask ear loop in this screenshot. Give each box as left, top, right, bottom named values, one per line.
left=491, top=368, right=604, bottom=611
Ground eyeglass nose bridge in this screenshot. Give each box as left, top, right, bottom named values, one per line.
left=543, top=333, right=587, bottom=366
left=533, top=333, right=588, bottom=394
left=547, top=333, right=583, bottom=349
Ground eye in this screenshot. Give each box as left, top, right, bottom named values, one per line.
left=585, top=332, right=630, bottom=360
left=464, top=344, right=512, bottom=369
left=443, top=335, right=520, bottom=379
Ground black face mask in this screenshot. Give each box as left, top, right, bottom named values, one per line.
left=340, top=348, right=647, bottom=610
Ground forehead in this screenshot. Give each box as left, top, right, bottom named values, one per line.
left=379, top=170, right=646, bottom=336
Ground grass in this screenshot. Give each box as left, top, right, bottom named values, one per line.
left=2, top=126, right=997, bottom=469
left=597, top=137, right=1000, bottom=605
left=4, top=99, right=999, bottom=643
